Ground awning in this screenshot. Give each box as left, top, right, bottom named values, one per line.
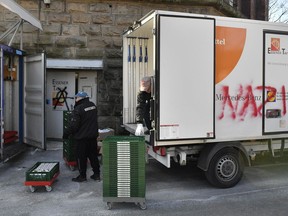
left=0, top=0, right=42, bottom=30
left=47, top=59, right=103, bottom=70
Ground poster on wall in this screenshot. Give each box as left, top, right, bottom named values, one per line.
left=47, top=73, right=75, bottom=111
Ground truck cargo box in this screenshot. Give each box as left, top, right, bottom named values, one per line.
left=122, top=10, right=288, bottom=188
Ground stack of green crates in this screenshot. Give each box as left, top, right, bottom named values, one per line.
left=103, top=136, right=146, bottom=205
left=63, top=111, right=77, bottom=164
left=63, top=139, right=76, bottom=162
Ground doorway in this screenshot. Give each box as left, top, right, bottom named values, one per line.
left=46, top=71, right=97, bottom=139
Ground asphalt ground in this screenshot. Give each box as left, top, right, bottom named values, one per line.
left=1, top=142, right=288, bottom=216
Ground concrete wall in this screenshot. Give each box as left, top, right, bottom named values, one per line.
left=0, top=0, right=249, bottom=134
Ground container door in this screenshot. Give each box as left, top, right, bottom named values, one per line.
left=156, top=15, right=215, bottom=140
left=24, top=53, right=46, bottom=149
left=263, top=31, right=288, bottom=134
left=0, top=48, right=4, bottom=159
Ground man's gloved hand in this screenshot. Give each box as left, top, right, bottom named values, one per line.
left=135, top=124, right=144, bottom=136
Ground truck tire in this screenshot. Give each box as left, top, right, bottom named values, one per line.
left=205, top=147, right=244, bottom=188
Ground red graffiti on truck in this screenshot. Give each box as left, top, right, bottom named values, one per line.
left=217, top=84, right=286, bottom=120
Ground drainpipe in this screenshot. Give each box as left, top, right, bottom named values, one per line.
left=37, top=0, right=41, bottom=51
left=250, top=0, right=256, bottom=19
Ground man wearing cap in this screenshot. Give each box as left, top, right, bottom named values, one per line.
left=63, top=91, right=100, bottom=182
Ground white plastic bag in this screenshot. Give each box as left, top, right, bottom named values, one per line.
left=135, top=124, right=144, bottom=136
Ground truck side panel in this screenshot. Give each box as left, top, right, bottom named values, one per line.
left=215, top=19, right=288, bottom=140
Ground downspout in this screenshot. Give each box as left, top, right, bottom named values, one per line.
left=37, top=0, right=42, bottom=51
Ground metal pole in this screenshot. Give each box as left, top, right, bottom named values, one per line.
left=0, top=20, right=21, bottom=42
left=127, top=38, right=132, bottom=122
left=20, top=20, right=24, bottom=50
left=8, top=19, right=23, bottom=47
left=132, top=38, right=137, bottom=122
left=144, top=38, right=148, bottom=77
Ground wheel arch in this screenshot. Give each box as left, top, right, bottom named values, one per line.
left=197, top=142, right=251, bottom=172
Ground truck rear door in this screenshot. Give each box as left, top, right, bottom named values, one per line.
left=24, top=53, right=46, bottom=149
left=156, top=14, right=215, bottom=141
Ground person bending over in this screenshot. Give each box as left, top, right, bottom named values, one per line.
left=135, top=76, right=152, bottom=136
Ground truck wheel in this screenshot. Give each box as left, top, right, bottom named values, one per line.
left=205, top=147, right=244, bottom=188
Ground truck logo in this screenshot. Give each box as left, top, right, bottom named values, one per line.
left=267, top=37, right=288, bottom=55
left=271, top=38, right=280, bottom=51
left=267, top=90, right=276, bottom=102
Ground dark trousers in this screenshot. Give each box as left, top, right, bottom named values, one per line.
left=75, top=138, right=100, bottom=177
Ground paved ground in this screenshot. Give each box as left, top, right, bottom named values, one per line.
left=1, top=142, right=288, bottom=216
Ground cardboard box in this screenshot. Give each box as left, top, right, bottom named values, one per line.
left=97, top=128, right=114, bottom=155
left=4, top=65, right=17, bottom=80
left=98, top=128, right=114, bottom=141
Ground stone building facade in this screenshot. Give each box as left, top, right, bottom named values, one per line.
left=0, top=0, right=268, bottom=135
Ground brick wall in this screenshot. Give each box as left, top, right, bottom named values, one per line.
left=0, top=0, right=247, bottom=134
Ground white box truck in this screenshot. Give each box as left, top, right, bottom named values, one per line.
left=122, top=10, right=288, bottom=188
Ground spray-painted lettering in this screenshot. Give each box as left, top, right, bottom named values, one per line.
left=217, top=84, right=287, bottom=121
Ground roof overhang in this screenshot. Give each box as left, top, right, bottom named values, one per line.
left=47, top=59, right=103, bottom=70
left=0, top=0, right=42, bottom=30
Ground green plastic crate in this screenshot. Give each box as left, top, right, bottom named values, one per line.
left=103, top=136, right=146, bottom=199
left=63, top=139, right=76, bottom=161
left=26, top=162, right=59, bottom=181
left=63, top=111, right=77, bottom=162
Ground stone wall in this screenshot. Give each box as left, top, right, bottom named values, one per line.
left=0, top=0, right=240, bottom=134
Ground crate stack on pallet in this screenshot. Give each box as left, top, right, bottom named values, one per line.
left=24, top=162, right=60, bottom=192
left=3, top=131, right=18, bottom=144
left=103, top=136, right=146, bottom=210
left=63, top=111, right=77, bottom=170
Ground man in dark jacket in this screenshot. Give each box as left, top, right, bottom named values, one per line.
left=135, top=76, right=152, bottom=135
left=63, top=91, right=100, bottom=182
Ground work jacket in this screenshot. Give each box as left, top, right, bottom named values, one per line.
left=63, top=98, right=98, bottom=140
left=135, top=91, right=152, bottom=130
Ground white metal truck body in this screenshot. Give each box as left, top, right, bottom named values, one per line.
left=122, top=10, right=288, bottom=187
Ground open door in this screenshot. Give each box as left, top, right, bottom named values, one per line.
left=156, top=15, right=215, bottom=140
left=24, top=53, right=46, bottom=149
